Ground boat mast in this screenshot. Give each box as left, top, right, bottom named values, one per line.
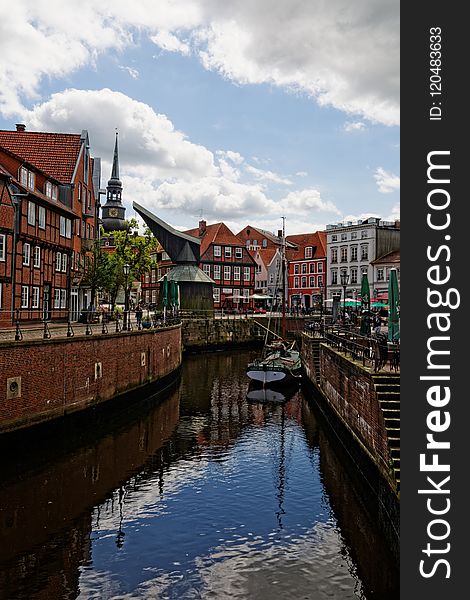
left=281, top=216, right=286, bottom=339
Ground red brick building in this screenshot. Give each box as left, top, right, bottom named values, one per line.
left=286, top=231, right=327, bottom=311
left=0, top=125, right=99, bottom=325
left=185, top=220, right=256, bottom=310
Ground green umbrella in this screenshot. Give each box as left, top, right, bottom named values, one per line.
left=169, top=279, right=179, bottom=308
left=161, top=275, right=169, bottom=308
left=360, top=272, right=371, bottom=336
left=388, top=269, right=400, bottom=342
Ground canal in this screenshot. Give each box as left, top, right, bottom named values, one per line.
left=0, top=349, right=398, bottom=599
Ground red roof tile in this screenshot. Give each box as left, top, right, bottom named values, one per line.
left=286, top=231, right=327, bottom=260
left=185, top=222, right=244, bottom=255
left=371, top=249, right=400, bottom=264
left=0, top=130, right=82, bottom=183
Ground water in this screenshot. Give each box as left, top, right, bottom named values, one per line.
left=0, top=349, right=398, bottom=599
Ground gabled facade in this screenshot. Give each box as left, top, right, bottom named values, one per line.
left=185, top=220, right=256, bottom=310
left=370, top=249, right=400, bottom=300
left=0, top=124, right=99, bottom=323
left=286, top=231, right=327, bottom=311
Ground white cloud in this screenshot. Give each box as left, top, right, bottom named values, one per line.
left=343, top=121, right=366, bottom=132
left=151, top=31, right=191, bottom=55
left=374, top=167, right=400, bottom=193
left=0, top=0, right=399, bottom=126
left=119, top=65, right=139, bottom=79
left=245, top=165, right=293, bottom=186
left=216, top=150, right=244, bottom=164
left=295, top=171, right=308, bottom=177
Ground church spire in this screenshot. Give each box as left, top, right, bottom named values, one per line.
left=101, top=130, right=126, bottom=232
left=111, top=131, right=120, bottom=180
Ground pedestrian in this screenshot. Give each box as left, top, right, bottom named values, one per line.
left=135, top=304, right=143, bottom=328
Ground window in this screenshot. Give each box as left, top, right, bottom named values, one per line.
left=214, top=245, right=221, bottom=257
left=28, top=171, right=35, bottom=190
left=38, top=206, right=46, bottom=229
left=246, top=240, right=251, bottom=247
left=351, top=246, right=358, bottom=261
left=310, top=276, right=315, bottom=287
left=253, top=239, right=258, bottom=247
left=269, top=273, right=274, bottom=285
left=76, top=220, right=81, bottom=236
left=87, top=224, right=90, bottom=239
left=243, top=289, right=250, bottom=303
left=294, top=264, right=300, bottom=274
left=318, top=262, right=323, bottom=273
left=224, top=265, right=231, bottom=280
left=77, top=183, right=82, bottom=202
left=144, top=273, right=149, bottom=284
left=60, top=216, right=66, bottom=237
left=331, top=270, right=338, bottom=285
left=23, top=242, right=30, bottom=266
left=32, top=286, right=40, bottom=309
left=234, top=266, right=241, bottom=280
left=262, top=239, right=267, bottom=248
left=331, top=248, right=338, bottom=263
left=56, top=252, right=62, bottom=271
left=309, top=263, right=315, bottom=273
left=60, top=289, right=67, bottom=308
left=351, top=232, right=357, bottom=240
left=88, top=190, right=92, bottom=210
left=351, top=268, right=358, bottom=284
left=301, top=263, right=307, bottom=274
left=224, top=246, right=232, bottom=258
left=361, top=244, right=369, bottom=260
left=0, top=234, right=5, bottom=261
left=21, top=286, right=29, bottom=308
left=162, top=251, right=170, bottom=261
left=301, top=276, right=307, bottom=288
left=305, top=246, right=312, bottom=258
left=235, top=247, right=243, bottom=258
left=318, top=275, right=323, bottom=287
left=341, top=233, right=347, bottom=241
left=244, top=267, right=250, bottom=281
left=361, top=229, right=368, bottom=239
left=294, top=276, right=300, bottom=288
left=377, top=268, right=384, bottom=281
left=54, top=289, right=61, bottom=308
left=61, top=253, right=67, bottom=273
left=341, top=247, right=348, bottom=262
left=213, top=288, right=220, bottom=303
left=213, top=264, right=221, bottom=279
left=145, top=291, right=150, bottom=303
left=27, top=201, right=36, bottom=225
left=20, top=167, right=28, bottom=186
left=45, top=181, right=58, bottom=200
left=151, top=290, right=157, bottom=303
left=33, top=246, right=41, bottom=268
left=203, top=264, right=211, bottom=276
left=332, top=234, right=337, bottom=242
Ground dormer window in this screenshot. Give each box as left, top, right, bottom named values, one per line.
left=305, top=246, right=312, bottom=258
left=20, top=166, right=35, bottom=190
left=45, top=181, right=58, bottom=201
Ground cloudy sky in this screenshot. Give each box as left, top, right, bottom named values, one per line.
left=0, top=0, right=399, bottom=235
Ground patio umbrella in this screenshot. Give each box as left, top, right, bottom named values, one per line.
left=169, top=279, right=179, bottom=312
left=388, top=268, right=400, bottom=342
left=161, top=275, right=169, bottom=308
left=360, top=272, right=371, bottom=336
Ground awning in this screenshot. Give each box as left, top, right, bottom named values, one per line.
left=251, top=294, right=273, bottom=299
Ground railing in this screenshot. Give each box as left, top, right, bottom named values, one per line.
left=0, top=308, right=181, bottom=343
left=304, top=324, right=399, bottom=372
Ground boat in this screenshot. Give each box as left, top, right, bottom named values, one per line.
left=246, top=218, right=302, bottom=386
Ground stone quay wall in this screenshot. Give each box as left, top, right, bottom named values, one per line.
left=301, top=334, right=397, bottom=490
left=181, top=316, right=305, bottom=350
left=0, top=325, right=182, bottom=434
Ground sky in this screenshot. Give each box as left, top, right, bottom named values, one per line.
left=0, top=0, right=399, bottom=236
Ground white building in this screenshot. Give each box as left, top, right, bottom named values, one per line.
left=326, top=217, right=400, bottom=301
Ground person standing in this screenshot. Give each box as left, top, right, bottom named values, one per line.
left=135, top=304, right=143, bottom=328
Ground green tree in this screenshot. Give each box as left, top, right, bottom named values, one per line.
left=102, top=218, right=158, bottom=310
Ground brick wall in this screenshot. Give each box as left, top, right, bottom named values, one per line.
left=319, top=344, right=390, bottom=471
left=0, top=325, right=181, bottom=433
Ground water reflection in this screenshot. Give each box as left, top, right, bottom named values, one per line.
left=0, top=349, right=398, bottom=599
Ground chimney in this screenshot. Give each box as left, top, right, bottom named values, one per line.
left=16, top=123, right=26, bottom=132
left=277, top=230, right=282, bottom=238
left=199, top=219, right=206, bottom=237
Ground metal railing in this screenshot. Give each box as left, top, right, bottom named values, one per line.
left=304, top=323, right=399, bottom=372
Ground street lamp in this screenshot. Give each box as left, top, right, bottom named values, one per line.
left=123, top=263, right=130, bottom=330
left=340, top=271, right=350, bottom=323
left=8, top=184, right=28, bottom=325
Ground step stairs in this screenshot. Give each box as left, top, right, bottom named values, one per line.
left=309, top=338, right=324, bottom=384
left=374, top=374, right=400, bottom=493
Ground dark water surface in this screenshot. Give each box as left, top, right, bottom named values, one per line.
left=0, top=349, right=399, bottom=599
